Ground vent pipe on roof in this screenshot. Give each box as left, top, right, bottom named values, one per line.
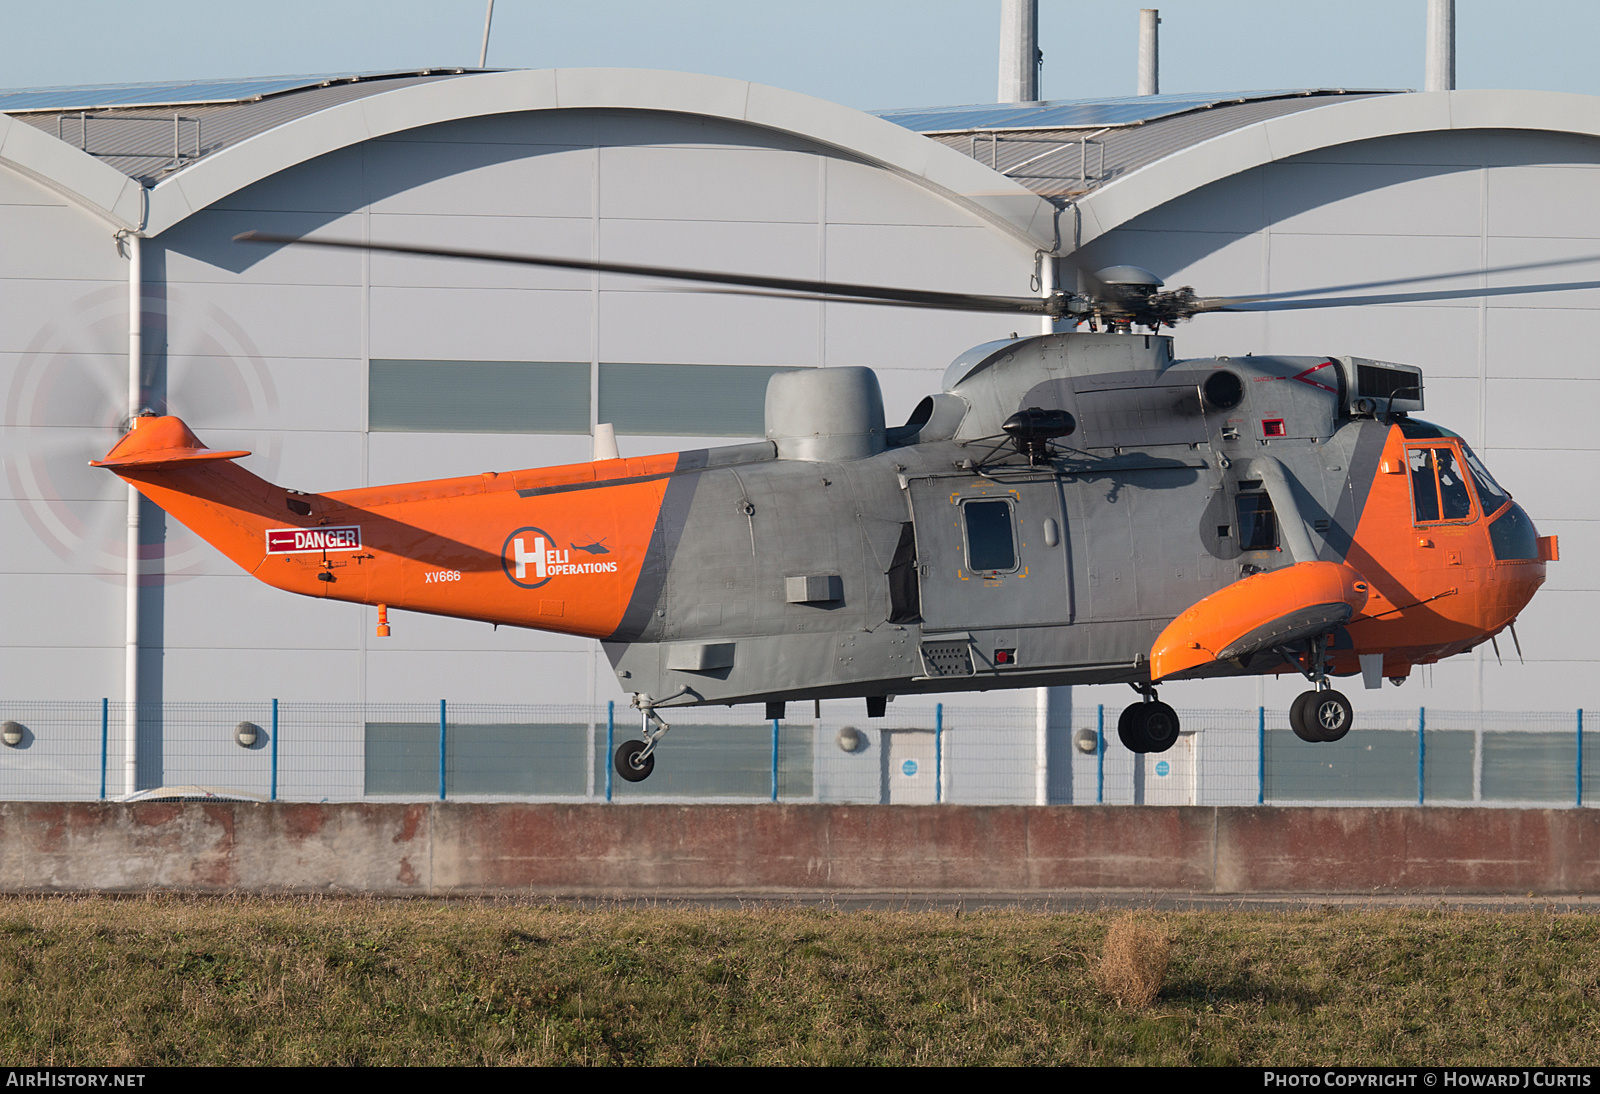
left=1425, top=0, right=1455, bottom=92
left=998, top=0, right=1040, bottom=103
left=1138, top=10, right=1160, bottom=96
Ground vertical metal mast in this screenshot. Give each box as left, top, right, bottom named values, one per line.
left=997, top=0, right=1040, bottom=104
left=1425, top=0, right=1455, bottom=92
left=1138, top=10, right=1161, bottom=96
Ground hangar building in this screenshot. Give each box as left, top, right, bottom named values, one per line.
left=2, top=69, right=1595, bottom=797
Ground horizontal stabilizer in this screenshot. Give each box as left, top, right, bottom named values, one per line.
left=90, top=415, right=249, bottom=469
left=1150, top=562, right=1371, bottom=682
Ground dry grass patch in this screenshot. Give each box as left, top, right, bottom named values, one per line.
left=1096, top=912, right=1170, bottom=1008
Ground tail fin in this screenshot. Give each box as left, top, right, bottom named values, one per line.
left=93, top=415, right=297, bottom=578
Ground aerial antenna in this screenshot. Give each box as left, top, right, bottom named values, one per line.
left=479, top=0, right=495, bottom=68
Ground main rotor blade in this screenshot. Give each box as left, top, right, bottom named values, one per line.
left=1196, top=251, right=1600, bottom=309
left=1210, top=278, right=1600, bottom=312
left=235, top=231, right=1049, bottom=315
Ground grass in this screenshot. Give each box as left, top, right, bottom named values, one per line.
left=0, top=896, right=1597, bottom=1065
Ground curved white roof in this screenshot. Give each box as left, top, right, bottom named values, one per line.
left=0, top=68, right=1060, bottom=248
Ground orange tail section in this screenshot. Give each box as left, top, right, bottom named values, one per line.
left=95, top=415, right=678, bottom=640
left=1150, top=562, right=1371, bottom=682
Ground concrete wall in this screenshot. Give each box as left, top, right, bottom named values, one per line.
left=3, top=802, right=1596, bottom=895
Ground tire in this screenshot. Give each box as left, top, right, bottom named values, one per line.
left=1139, top=701, right=1181, bottom=753
left=1118, top=701, right=1181, bottom=754
left=1116, top=703, right=1140, bottom=752
left=1310, top=690, right=1353, bottom=742
left=613, top=739, right=655, bottom=782
left=1289, top=690, right=1321, bottom=743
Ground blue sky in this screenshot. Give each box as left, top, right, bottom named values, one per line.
left=6, top=1, right=1599, bottom=111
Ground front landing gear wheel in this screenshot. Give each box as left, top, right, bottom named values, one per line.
left=614, top=739, right=655, bottom=782
left=1117, top=701, right=1181, bottom=753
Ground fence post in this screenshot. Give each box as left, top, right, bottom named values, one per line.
left=1257, top=706, right=1265, bottom=805
left=935, top=703, right=943, bottom=804
left=438, top=699, right=447, bottom=802
left=605, top=700, right=614, bottom=803
left=1418, top=706, right=1426, bottom=806
left=1096, top=704, right=1104, bottom=804
left=270, top=698, right=279, bottom=802
left=1578, top=709, right=1585, bottom=808
left=770, top=719, right=779, bottom=802
left=98, top=697, right=108, bottom=799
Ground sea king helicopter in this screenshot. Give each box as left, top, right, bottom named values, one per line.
left=92, top=233, right=1575, bottom=781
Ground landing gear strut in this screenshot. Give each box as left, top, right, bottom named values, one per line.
left=614, top=702, right=675, bottom=782
left=1284, top=634, right=1354, bottom=743
left=1117, top=683, right=1181, bottom=754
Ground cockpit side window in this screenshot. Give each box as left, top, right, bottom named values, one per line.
left=1462, top=445, right=1511, bottom=516
left=1409, top=445, right=1477, bottom=525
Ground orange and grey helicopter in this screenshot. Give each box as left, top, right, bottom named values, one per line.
left=92, top=234, right=1572, bottom=781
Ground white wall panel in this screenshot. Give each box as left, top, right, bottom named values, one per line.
left=366, top=140, right=594, bottom=218
left=211, top=144, right=367, bottom=213
left=368, top=286, right=591, bottom=362
left=1267, top=233, right=1484, bottom=301
left=158, top=574, right=361, bottom=651
left=0, top=280, right=126, bottom=355
left=161, top=282, right=363, bottom=360
left=1486, top=308, right=1600, bottom=379
left=364, top=650, right=596, bottom=704
left=597, top=289, right=819, bottom=366
left=366, top=431, right=590, bottom=484
left=163, top=356, right=364, bottom=434
left=824, top=156, right=977, bottom=228
left=372, top=609, right=593, bottom=654
left=1, top=425, right=128, bottom=501
left=599, top=144, right=818, bottom=223
left=824, top=223, right=1031, bottom=295
left=1523, top=518, right=1597, bottom=591
left=1488, top=165, right=1600, bottom=238
left=0, top=646, right=121, bottom=700
left=599, top=217, right=821, bottom=283
left=160, top=210, right=366, bottom=285
left=1486, top=377, right=1600, bottom=450
left=0, top=502, right=129, bottom=573
left=1266, top=162, right=1481, bottom=237
left=367, top=213, right=592, bottom=290
left=0, top=573, right=124, bottom=647
left=0, top=204, right=126, bottom=281
left=157, top=648, right=364, bottom=703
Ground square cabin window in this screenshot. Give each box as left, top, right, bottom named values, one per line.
left=962, top=499, right=1017, bottom=573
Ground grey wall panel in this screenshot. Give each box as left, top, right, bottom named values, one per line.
left=1075, top=229, right=1264, bottom=297
left=1486, top=309, right=1600, bottom=380
left=0, top=166, right=71, bottom=207
left=598, top=217, right=822, bottom=283
left=1488, top=165, right=1600, bottom=238
left=367, top=213, right=592, bottom=290
left=0, top=573, right=124, bottom=647
left=1289, top=131, right=1485, bottom=167
left=367, top=286, right=591, bottom=362
left=596, top=289, right=819, bottom=366
left=160, top=210, right=366, bottom=285
left=1487, top=378, right=1600, bottom=450
left=160, top=282, right=363, bottom=360
left=3, top=425, right=128, bottom=504
left=598, top=144, right=819, bottom=223
left=876, top=366, right=945, bottom=428
left=1483, top=453, right=1599, bottom=525
left=157, top=574, right=362, bottom=651
left=370, top=360, right=589, bottom=434
left=1106, top=167, right=1268, bottom=235
left=0, top=634, right=120, bottom=699
left=1198, top=304, right=1478, bottom=374
left=162, top=356, right=365, bottom=433
left=366, top=431, right=590, bottom=484
left=364, top=650, right=597, bottom=704
left=822, top=304, right=1021, bottom=377
left=823, top=156, right=982, bottom=228
left=1266, top=234, right=1484, bottom=301
left=366, top=140, right=594, bottom=219
left=1525, top=518, right=1595, bottom=591
left=823, top=223, right=1032, bottom=295
left=180, top=428, right=363, bottom=496
left=156, top=648, right=364, bottom=702
left=0, top=280, right=126, bottom=355
left=364, top=608, right=596, bottom=654
left=1265, top=162, right=1481, bottom=237
left=0, top=502, right=129, bottom=573
left=0, top=205, right=127, bottom=281
left=210, top=144, right=367, bottom=213
left=1420, top=375, right=1484, bottom=445
left=0, top=352, right=126, bottom=430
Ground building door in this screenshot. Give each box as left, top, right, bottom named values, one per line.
left=881, top=729, right=937, bottom=804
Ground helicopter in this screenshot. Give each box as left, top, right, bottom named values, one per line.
left=91, top=233, right=1577, bottom=782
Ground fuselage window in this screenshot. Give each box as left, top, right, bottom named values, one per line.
left=1235, top=493, right=1278, bottom=551
left=962, top=500, right=1017, bottom=573
left=1462, top=446, right=1511, bottom=516
left=1409, top=448, right=1440, bottom=522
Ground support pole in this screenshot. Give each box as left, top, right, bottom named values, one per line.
left=935, top=703, right=944, bottom=804
left=1578, top=709, right=1585, bottom=808
left=123, top=232, right=141, bottom=798
left=1257, top=705, right=1265, bottom=805
left=1425, top=0, right=1455, bottom=92
left=1138, top=9, right=1160, bottom=96
left=605, top=700, right=614, bottom=802
left=997, top=0, right=1040, bottom=104
left=1096, top=704, right=1105, bottom=804
left=98, top=698, right=108, bottom=801
left=1418, top=707, right=1427, bottom=805
left=438, top=699, right=447, bottom=801
left=770, top=719, right=779, bottom=802
left=270, top=698, right=279, bottom=802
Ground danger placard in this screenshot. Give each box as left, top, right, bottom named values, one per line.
left=266, top=526, right=362, bottom=554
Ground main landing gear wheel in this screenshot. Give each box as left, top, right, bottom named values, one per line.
left=1290, top=690, right=1353, bottom=743
left=614, top=739, right=655, bottom=782
left=1117, top=701, right=1181, bottom=754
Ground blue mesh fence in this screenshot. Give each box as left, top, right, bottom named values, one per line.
left=0, top=700, right=1590, bottom=806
